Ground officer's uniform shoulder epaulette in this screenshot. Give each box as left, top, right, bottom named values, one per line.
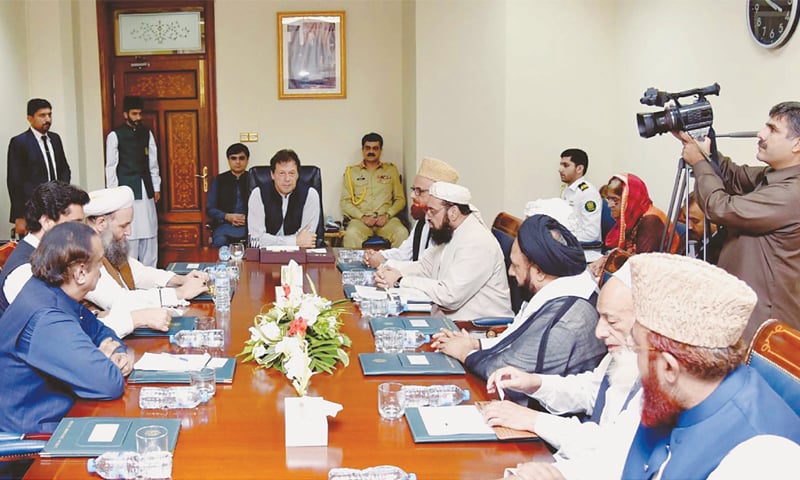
left=578, top=182, right=589, bottom=191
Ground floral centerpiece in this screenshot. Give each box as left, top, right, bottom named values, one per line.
left=238, top=279, right=351, bottom=396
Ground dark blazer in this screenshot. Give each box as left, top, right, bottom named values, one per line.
left=6, top=129, right=71, bottom=222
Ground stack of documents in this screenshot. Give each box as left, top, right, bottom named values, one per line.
left=352, top=286, right=433, bottom=312
left=129, top=353, right=236, bottom=384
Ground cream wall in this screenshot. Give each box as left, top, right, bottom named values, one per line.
left=414, top=0, right=507, bottom=219
left=215, top=0, right=404, bottom=221
left=2, top=0, right=800, bottom=232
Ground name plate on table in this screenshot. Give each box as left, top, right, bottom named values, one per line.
left=40, top=417, right=180, bottom=457
left=166, top=262, right=216, bottom=275
left=130, top=316, right=197, bottom=337
left=369, top=316, right=458, bottom=336
left=260, top=247, right=307, bottom=264
left=245, top=247, right=260, bottom=261
left=305, top=247, right=335, bottom=263
left=358, top=352, right=465, bottom=376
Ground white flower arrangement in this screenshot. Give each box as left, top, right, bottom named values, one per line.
left=239, top=281, right=351, bottom=396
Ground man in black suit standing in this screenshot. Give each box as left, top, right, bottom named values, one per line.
left=7, top=98, right=71, bottom=237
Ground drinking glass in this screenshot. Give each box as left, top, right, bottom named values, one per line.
left=378, top=382, right=405, bottom=420
left=189, top=367, right=216, bottom=403
left=230, top=242, right=245, bottom=263
left=135, top=425, right=169, bottom=454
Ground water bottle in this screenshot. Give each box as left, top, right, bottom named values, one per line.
left=328, top=465, right=416, bottom=480
left=138, top=451, right=173, bottom=479
left=86, top=451, right=140, bottom=479
left=400, top=385, right=470, bottom=408
left=387, top=329, right=428, bottom=350
left=170, top=329, right=225, bottom=348
left=139, top=386, right=201, bottom=409
left=213, top=267, right=231, bottom=312
left=86, top=451, right=173, bottom=480
left=218, top=245, right=231, bottom=262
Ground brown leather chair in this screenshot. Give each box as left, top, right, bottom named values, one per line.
left=0, top=241, right=18, bottom=272
left=746, top=319, right=800, bottom=414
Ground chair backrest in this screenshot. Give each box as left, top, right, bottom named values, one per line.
left=746, top=319, right=800, bottom=414
left=0, top=241, right=18, bottom=272
left=248, top=165, right=325, bottom=247
left=491, top=212, right=524, bottom=313
left=600, top=198, right=614, bottom=244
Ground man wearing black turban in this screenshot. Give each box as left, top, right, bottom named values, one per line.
left=432, top=215, right=607, bottom=403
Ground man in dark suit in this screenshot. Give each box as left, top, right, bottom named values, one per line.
left=7, top=98, right=71, bottom=236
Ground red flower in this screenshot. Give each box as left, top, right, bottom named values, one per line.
left=288, top=317, right=308, bottom=336
left=282, top=284, right=291, bottom=298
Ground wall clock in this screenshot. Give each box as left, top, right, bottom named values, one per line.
left=748, top=0, right=800, bottom=48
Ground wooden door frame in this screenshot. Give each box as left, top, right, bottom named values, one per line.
left=95, top=0, right=219, bottom=196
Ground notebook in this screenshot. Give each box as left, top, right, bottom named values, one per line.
left=128, top=357, right=236, bottom=384
left=40, top=417, right=180, bottom=457
left=358, top=352, right=465, bottom=376
left=369, top=316, right=458, bottom=336
left=130, top=316, right=197, bottom=337
left=165, top=262, right=216, bottom=275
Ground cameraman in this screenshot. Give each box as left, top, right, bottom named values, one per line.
left=674, top=101, right=800, bottom=340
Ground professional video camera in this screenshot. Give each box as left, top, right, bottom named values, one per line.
left=636, top=83, right=720, bottom=139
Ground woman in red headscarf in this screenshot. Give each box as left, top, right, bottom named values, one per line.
left=589, top=173, right=677, bottom=277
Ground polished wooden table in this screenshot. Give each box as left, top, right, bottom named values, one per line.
left=25, top=261, right=550, bottom=479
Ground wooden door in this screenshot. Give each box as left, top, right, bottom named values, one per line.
left=97, top=1, right=218, bottom=263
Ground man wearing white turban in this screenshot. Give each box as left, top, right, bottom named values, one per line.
left=375, top=181, right=513, bottom=321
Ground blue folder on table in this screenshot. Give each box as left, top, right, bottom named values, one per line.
left=191, top=287, right=236, bottom=303
left=40, top=417, right=180, bottom=457
left=130, top=316, right=197, bottom=337
left=358, top=352, right=465, bottom=376
left=369, top=316, right=458, bottom=336
left=128, top=358, right=236, bottom=384
left=337, top=261, right=374, bottom=273
left=166, top=262, right=216, bottom=274
left=404, top=407, right=496, bottom=443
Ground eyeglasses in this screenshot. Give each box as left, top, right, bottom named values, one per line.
left=409, top=187, right=429, bottom=196
left=425, top=204, right=451, bottom=216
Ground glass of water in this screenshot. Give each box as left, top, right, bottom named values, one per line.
left=230, top=242, right=245, bottom=263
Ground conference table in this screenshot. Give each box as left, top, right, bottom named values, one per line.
left=25, top=259, right=551, bottom=479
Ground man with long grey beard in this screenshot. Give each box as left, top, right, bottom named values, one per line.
left=82, top=186, right=207, bottom=337
left=482, top=263, right=641, bottom=480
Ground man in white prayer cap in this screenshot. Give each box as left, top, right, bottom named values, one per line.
left=375, top=181, right=512, bottom=321
left=82, top=186, right=208, bottom=337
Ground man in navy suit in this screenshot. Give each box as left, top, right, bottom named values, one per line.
left=7, top=98, right=71, bottom=236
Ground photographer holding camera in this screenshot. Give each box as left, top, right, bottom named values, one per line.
left=674, top=101, right=800, bottom=340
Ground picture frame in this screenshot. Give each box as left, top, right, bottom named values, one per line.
left=277, top=11, right=346, bottom=99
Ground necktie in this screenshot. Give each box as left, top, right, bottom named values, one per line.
left=42, top=135, right=56, bottom=181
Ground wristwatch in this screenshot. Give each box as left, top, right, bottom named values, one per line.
left=394, top=276, right=402, bottom=288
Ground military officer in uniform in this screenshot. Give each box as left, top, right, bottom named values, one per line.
left=340, top=132, right=408, bottom=248
left=558, top=148, right=602, bottom=261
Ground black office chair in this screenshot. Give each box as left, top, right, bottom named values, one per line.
left=248, top=165, right=325, bottom=247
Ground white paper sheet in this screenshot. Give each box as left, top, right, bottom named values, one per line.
left=87, top=424, right=119, bottom=442
left=417, top=405, right=495, bottom=436
left=353, top=286, right=389, bottom=300
left=133, top=352, right=211, bottom=372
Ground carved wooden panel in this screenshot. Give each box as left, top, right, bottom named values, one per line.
left=125, top=70, right=197, bottom=99
left=159, top=223, right=201, bottom=248
left=165, top=111, right=200, bottom=210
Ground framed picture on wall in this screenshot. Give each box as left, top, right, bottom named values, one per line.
left=277, top=11, right=346, bottom=99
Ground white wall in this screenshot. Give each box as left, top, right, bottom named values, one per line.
left=215, top=0, right=404, bottom=220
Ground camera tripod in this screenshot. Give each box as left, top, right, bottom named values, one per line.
left=659, top=129, right=758, bottom=260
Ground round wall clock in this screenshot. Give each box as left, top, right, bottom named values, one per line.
left=748, top=0, right=800, bottom=48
